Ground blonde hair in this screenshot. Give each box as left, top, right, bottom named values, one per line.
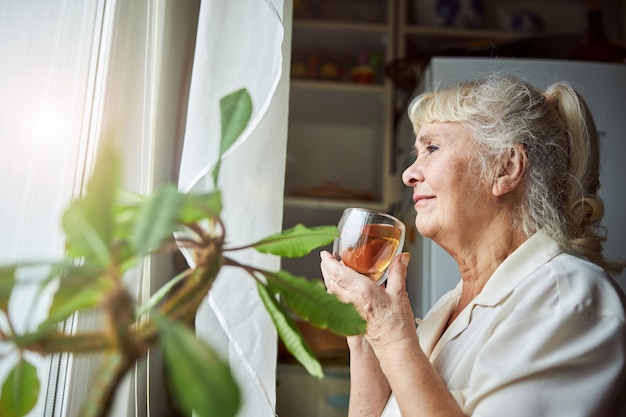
left=408, top=73, right=623, bottom=273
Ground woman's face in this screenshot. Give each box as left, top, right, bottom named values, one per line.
left=402, top=122, right=493, bottom=246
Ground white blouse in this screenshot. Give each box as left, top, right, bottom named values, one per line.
left=381, top=230, right=626, bottom=416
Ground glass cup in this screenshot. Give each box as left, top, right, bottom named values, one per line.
left=332, top=207, right=406, bottom=285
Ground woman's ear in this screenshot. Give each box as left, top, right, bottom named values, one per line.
left=493, top=144, right=526, bottom=197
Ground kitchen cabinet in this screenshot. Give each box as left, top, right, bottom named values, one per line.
left=279, top=4, right=397, bottom=415
left=282, top=0, right=400, bottom=282
left=398, top=0, right=624, bottom=57
left=276, top=364, right=350, bottom=417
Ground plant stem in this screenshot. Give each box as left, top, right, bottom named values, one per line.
left=132, top=237, right=224, bottom=349
left=158, top=238, right=223, bottom=323
left=80, top=350, right=135, bottom=417
left=17, top=331, right=113, bottom=354
left=104, top=280, right=141, bottom=356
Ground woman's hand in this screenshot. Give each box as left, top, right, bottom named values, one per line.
left=322, top=251, right=466, bottom=417
left=320, top=250, right=417, bottom=354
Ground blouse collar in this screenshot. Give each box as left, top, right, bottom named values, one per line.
left=418, top=229, right=564, bottom=360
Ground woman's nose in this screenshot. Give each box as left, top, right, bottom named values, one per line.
left=402, top=160, right=423, bottom=187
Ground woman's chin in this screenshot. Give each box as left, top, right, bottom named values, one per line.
left=415, top=222, right=436, bottom=239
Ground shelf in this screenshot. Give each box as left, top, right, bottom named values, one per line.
left=288, top=82, right=387, bottom=125
left=278, top=320, right=349, bottom=364
left=284, top=196, right=388, bottom=211
left=293, top=23, right=388, bottom=49
left=291, top=19, right=389, bottom=66
left=285, top=111, right=386, bottom=200
left=293, top=0, right=389, bottom=27
left=398, top=0, right=611, bottom=59
left=294, top=19, right=388, bottom=34
left=290, top=78, right=386, bottom=93
left=276, top=363, right=350, bottom=417
left=402, top=23, right=542, bottom=57
left=404, top=24, right=524, bottom=41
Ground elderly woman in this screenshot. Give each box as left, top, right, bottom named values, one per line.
left=320, top=74, right=626, bottom=416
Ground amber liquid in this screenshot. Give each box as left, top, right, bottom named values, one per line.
left=339, top=224, right=403, bottom=281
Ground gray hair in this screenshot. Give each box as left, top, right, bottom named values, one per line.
left=408, top=73, right=622, bottom=273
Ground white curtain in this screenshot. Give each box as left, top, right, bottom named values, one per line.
left=179, top=1, right=291, bottom=416
left=0, top=1, right=109, bottom=416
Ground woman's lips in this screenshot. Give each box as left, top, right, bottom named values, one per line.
left=413, top=194, right=435, bottom=207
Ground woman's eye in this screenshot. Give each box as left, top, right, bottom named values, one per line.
left=410, top=143, right=439, bottom=159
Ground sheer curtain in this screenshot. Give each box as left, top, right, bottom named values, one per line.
left=179, top=1, right=291, bottom=416
left=0, top=1, right=110, bottom=416
left=0, top=0, right=290, bottom=416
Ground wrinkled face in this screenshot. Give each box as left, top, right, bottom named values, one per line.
left=402, top=122, right=492, bottom=246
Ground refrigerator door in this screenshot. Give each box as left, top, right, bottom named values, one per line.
left=406, top=57, right=626, bottom=316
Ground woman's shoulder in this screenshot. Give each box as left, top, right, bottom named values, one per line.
left=526, top=252, right=626, bottom=320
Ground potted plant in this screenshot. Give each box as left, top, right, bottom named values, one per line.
left=0, top=89, right=365, bottom=417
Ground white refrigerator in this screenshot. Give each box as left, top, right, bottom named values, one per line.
left=399, top=57, right=626, bottom=317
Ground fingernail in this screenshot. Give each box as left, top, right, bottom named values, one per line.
left=401, top=253, right=410, bottom=266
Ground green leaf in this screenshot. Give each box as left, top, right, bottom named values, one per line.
left=156, top=316, right=241, bottom=417
left=256, top=282, right=323, bottom=378
left=135, top=269, right=189, bottom=317
left=107, top=190, right=146, bottom=269
left=219, top=88, right=252, bottom=154
left=62, top=140, right=121, bottom=266
left=132, top=184, right=182, bottom=254
left=251, top=224, right=338, bottom=258
left=38, top=266, right=112, bottom=331
left=62, top=205, right=111, bottom=266
left=113, top=189, right=146, bottom=241
left=213, top=88, right=253, bottom=185
left=0, top=265, right=16, bottom=312
left=0, top=359, right=40, bottom=417
left=1, top=261, right=71, bottom=324
left=178, top=190, right=222, bottom=224
left=263, top=270, right=365, bottom=336
left=33, top=260, right=75, bottom=293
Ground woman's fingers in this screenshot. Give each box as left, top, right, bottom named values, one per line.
left=385, top=252, right=411, bottom=294
left=320, top=250, right=379, bottom=307
left=319, top=250, right=342, bottom=293
left=321, top=251, right=367, bottom=288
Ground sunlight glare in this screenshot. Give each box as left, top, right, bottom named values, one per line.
left=23, top=99, right=77, bottom=148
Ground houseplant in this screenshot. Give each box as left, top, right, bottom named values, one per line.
left=0, top=89, right=365, bottom=417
